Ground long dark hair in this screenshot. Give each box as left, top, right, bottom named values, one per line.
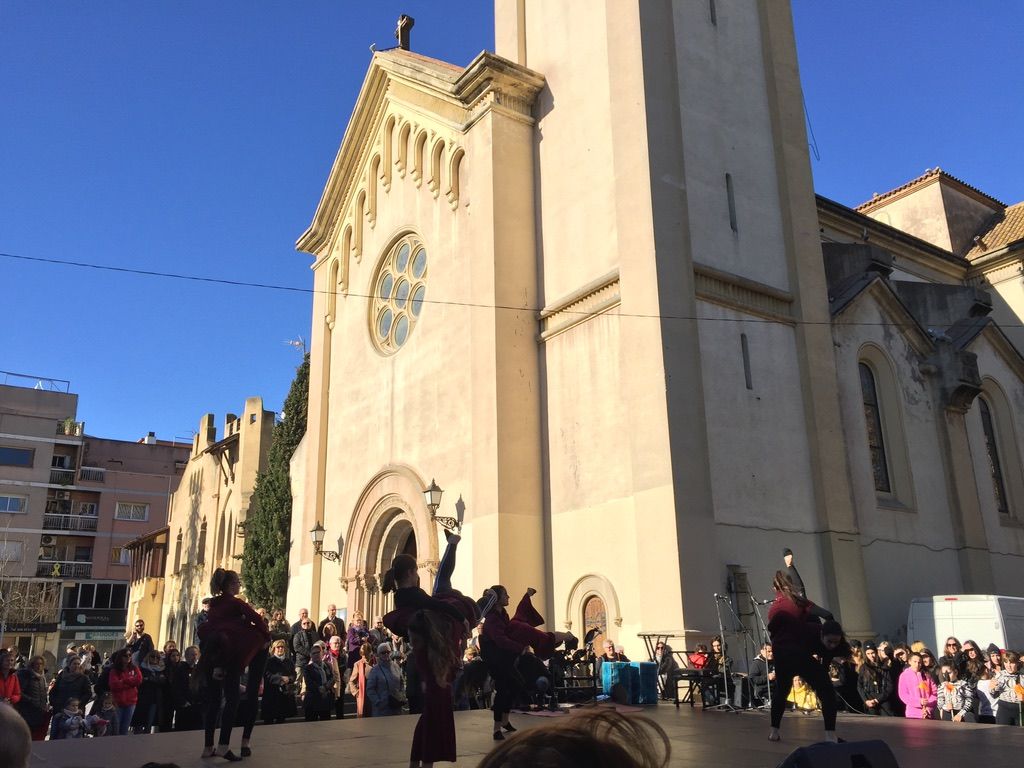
left=382, top=554, right=418, bottom=594
left=408, top=609, right=460, bottom=687
left=772, top=571, right=807, bottom=607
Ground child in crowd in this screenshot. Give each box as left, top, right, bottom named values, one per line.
left=51, top=698, right=108, bottom=739
left=936, top=664, right=975, bottom=722
left=787, top=676, right=820, bottom=714
left=95, top=693, right=120, bottom=736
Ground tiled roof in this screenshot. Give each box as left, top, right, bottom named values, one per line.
left=967, top=201, right=1024, bottom=258
left=856, top=167, right=1005, bottom=212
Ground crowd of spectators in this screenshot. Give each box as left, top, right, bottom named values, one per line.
left=672, top=634, right=1023, bottom=727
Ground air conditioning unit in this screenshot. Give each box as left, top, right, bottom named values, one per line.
left=40, top=535, right=57, bottom=546
left=55, top=491, right=71, bottom=500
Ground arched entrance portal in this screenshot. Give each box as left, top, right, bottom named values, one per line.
left=342, top=466, right=439, bottom=622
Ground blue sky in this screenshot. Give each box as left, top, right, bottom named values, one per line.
left=1, top=2, right=1021, bottom=442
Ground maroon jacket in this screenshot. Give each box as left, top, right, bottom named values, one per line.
left=198, top=594, right=271, bottom=670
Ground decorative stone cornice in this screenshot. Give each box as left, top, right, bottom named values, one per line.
left=693, top=262, right=794, bottom=323
left=539, top=270, right=621, bottom=342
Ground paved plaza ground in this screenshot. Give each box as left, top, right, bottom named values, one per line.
left=28, top=704, right=1024, bottom=768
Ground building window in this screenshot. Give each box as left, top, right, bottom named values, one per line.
left=859, top=362, right=891, bottom=493
left=115, top=502, right=149, bottom=521
left=583, top=595, right=608, bottom=649
left=978, top=397, right=1010, bottom=516
left=110, top=546, right=130, bottom=565
left=174, top=530, right=183, bottom=574
left=51, top=454, right=73, bottom=469
left=0, top=446, right=34, bottom=467
left=0, top=495, right=27, bottom=514
left=370, top=233, right=428, bottom=354
left=77, top=501, right=98, bottom=516
left=0, top=540, right=24, bottom=562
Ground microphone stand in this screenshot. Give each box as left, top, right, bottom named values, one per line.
left=708, top=593, right=741, bottom=712
left=749, top=594, right=773, bottom=713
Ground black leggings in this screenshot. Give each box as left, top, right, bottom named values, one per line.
left=770, top=652, right=837, bottom=730
left=433, top=534, right=457, bottom=596
left=240, top=648, right=268, bottom=740
left=204, top=666, right=241, bottom=748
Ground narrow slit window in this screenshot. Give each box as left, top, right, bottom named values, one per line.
left=709, top=0, right=717, bottom=26
left=978, top=397, right=1010, bottom=515
left=726, top=173, right=738, bottom=232
left=740, top=333, right=753, bottom=390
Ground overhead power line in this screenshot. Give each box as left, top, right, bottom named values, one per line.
left=2, top=249, right=1020, bottom=329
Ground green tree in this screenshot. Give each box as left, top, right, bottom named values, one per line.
left=241, top=354, right=309, bottom=609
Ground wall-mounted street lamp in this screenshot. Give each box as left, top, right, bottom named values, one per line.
left=423, top=478, right=462, bottom=533
left=310, top=521, right=340, bottom=562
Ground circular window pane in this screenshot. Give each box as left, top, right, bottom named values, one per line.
left=394, top=314, right=410, bottom=346
left=370, top=236, right=427, bottom=354
left=396, top=243, right=410, bottom=273
left=377, top=308, right=393, bottom=339
left=395, top=279, right=410, bottom=309
left=411, top=285, right=426, bottom=317
left=412, top=248, right=427, bottom=278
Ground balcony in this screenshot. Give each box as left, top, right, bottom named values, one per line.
left=42, top=513, right=98, bottom=533
left=36, top=561, right=92, bottom=579
left=49, top=469, right=75, bottom=485
left=78, top=467, right=106, bottom=483
left=56, top=420, right=85, bottom=437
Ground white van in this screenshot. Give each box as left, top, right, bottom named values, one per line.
left=907, top=595, right=1024, bottom=652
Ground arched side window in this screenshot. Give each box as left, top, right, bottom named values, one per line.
left=197, top=519, right=207, bottom=566
left=173, top=529, right=183, bottom=574
left=978, top=397, right=1010, bottom=516
left=859, top=362, right=891, bottom=493
left=856, top=347, right=915, bottom=509
left=582, top=594, right=608, bottom=650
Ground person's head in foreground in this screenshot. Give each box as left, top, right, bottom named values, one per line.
left=476, top=709, right=669, bottom=768
left=0, top=700, right=31, bottom=768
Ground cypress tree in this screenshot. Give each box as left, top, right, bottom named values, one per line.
left=241, top=354, right=309, bottom=609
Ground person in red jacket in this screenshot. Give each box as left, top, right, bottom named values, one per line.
left=196, top=567, right=270, bottom=761
left=108, top=648, right=142, bottom=735
left=0, top=650, right=22, bottom=705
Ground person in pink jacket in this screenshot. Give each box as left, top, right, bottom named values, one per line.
left=898, top=652, right=937, bottom=719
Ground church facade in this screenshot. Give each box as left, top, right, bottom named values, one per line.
left=285, top=1, right=1024, bottom=652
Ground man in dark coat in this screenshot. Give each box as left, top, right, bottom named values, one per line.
left=126, top=619, right=154, bottom=667
left=749, top=643, right=775, bottom=706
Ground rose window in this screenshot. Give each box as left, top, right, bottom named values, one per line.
left=371, top=235, right=428, bottom=353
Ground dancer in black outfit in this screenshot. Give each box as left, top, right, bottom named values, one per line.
left=766, top=571, right=849, bottom=743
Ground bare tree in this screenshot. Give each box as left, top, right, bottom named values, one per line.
left=0, top=524, right=61, bottom=648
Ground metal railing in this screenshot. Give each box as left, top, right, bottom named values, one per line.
left=0, top=370, right=71, bottom=392
left=42, top=513, right=98, bottom=532
left=36, top=561, right=92, bottom=579
left=78, top=467, right=105, bottom=483
left=49, top=469, right=75, bottom=485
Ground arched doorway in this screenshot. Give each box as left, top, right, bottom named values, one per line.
left=342, top=466, right=438, bottom=622
left=583, top=594, right=608, bottom=652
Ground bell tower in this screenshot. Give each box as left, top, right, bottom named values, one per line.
left=497, top=0, right=873, bottom=638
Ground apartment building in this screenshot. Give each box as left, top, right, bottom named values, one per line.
left=0, top=372, right=188, bottom=660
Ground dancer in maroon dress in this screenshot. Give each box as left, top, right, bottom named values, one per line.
left=479, top=585, right=572, bottom=740
left=383, top=532, right=476, bottom=768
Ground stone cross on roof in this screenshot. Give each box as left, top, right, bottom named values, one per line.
left=395, top=14, right=415, bottom=51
